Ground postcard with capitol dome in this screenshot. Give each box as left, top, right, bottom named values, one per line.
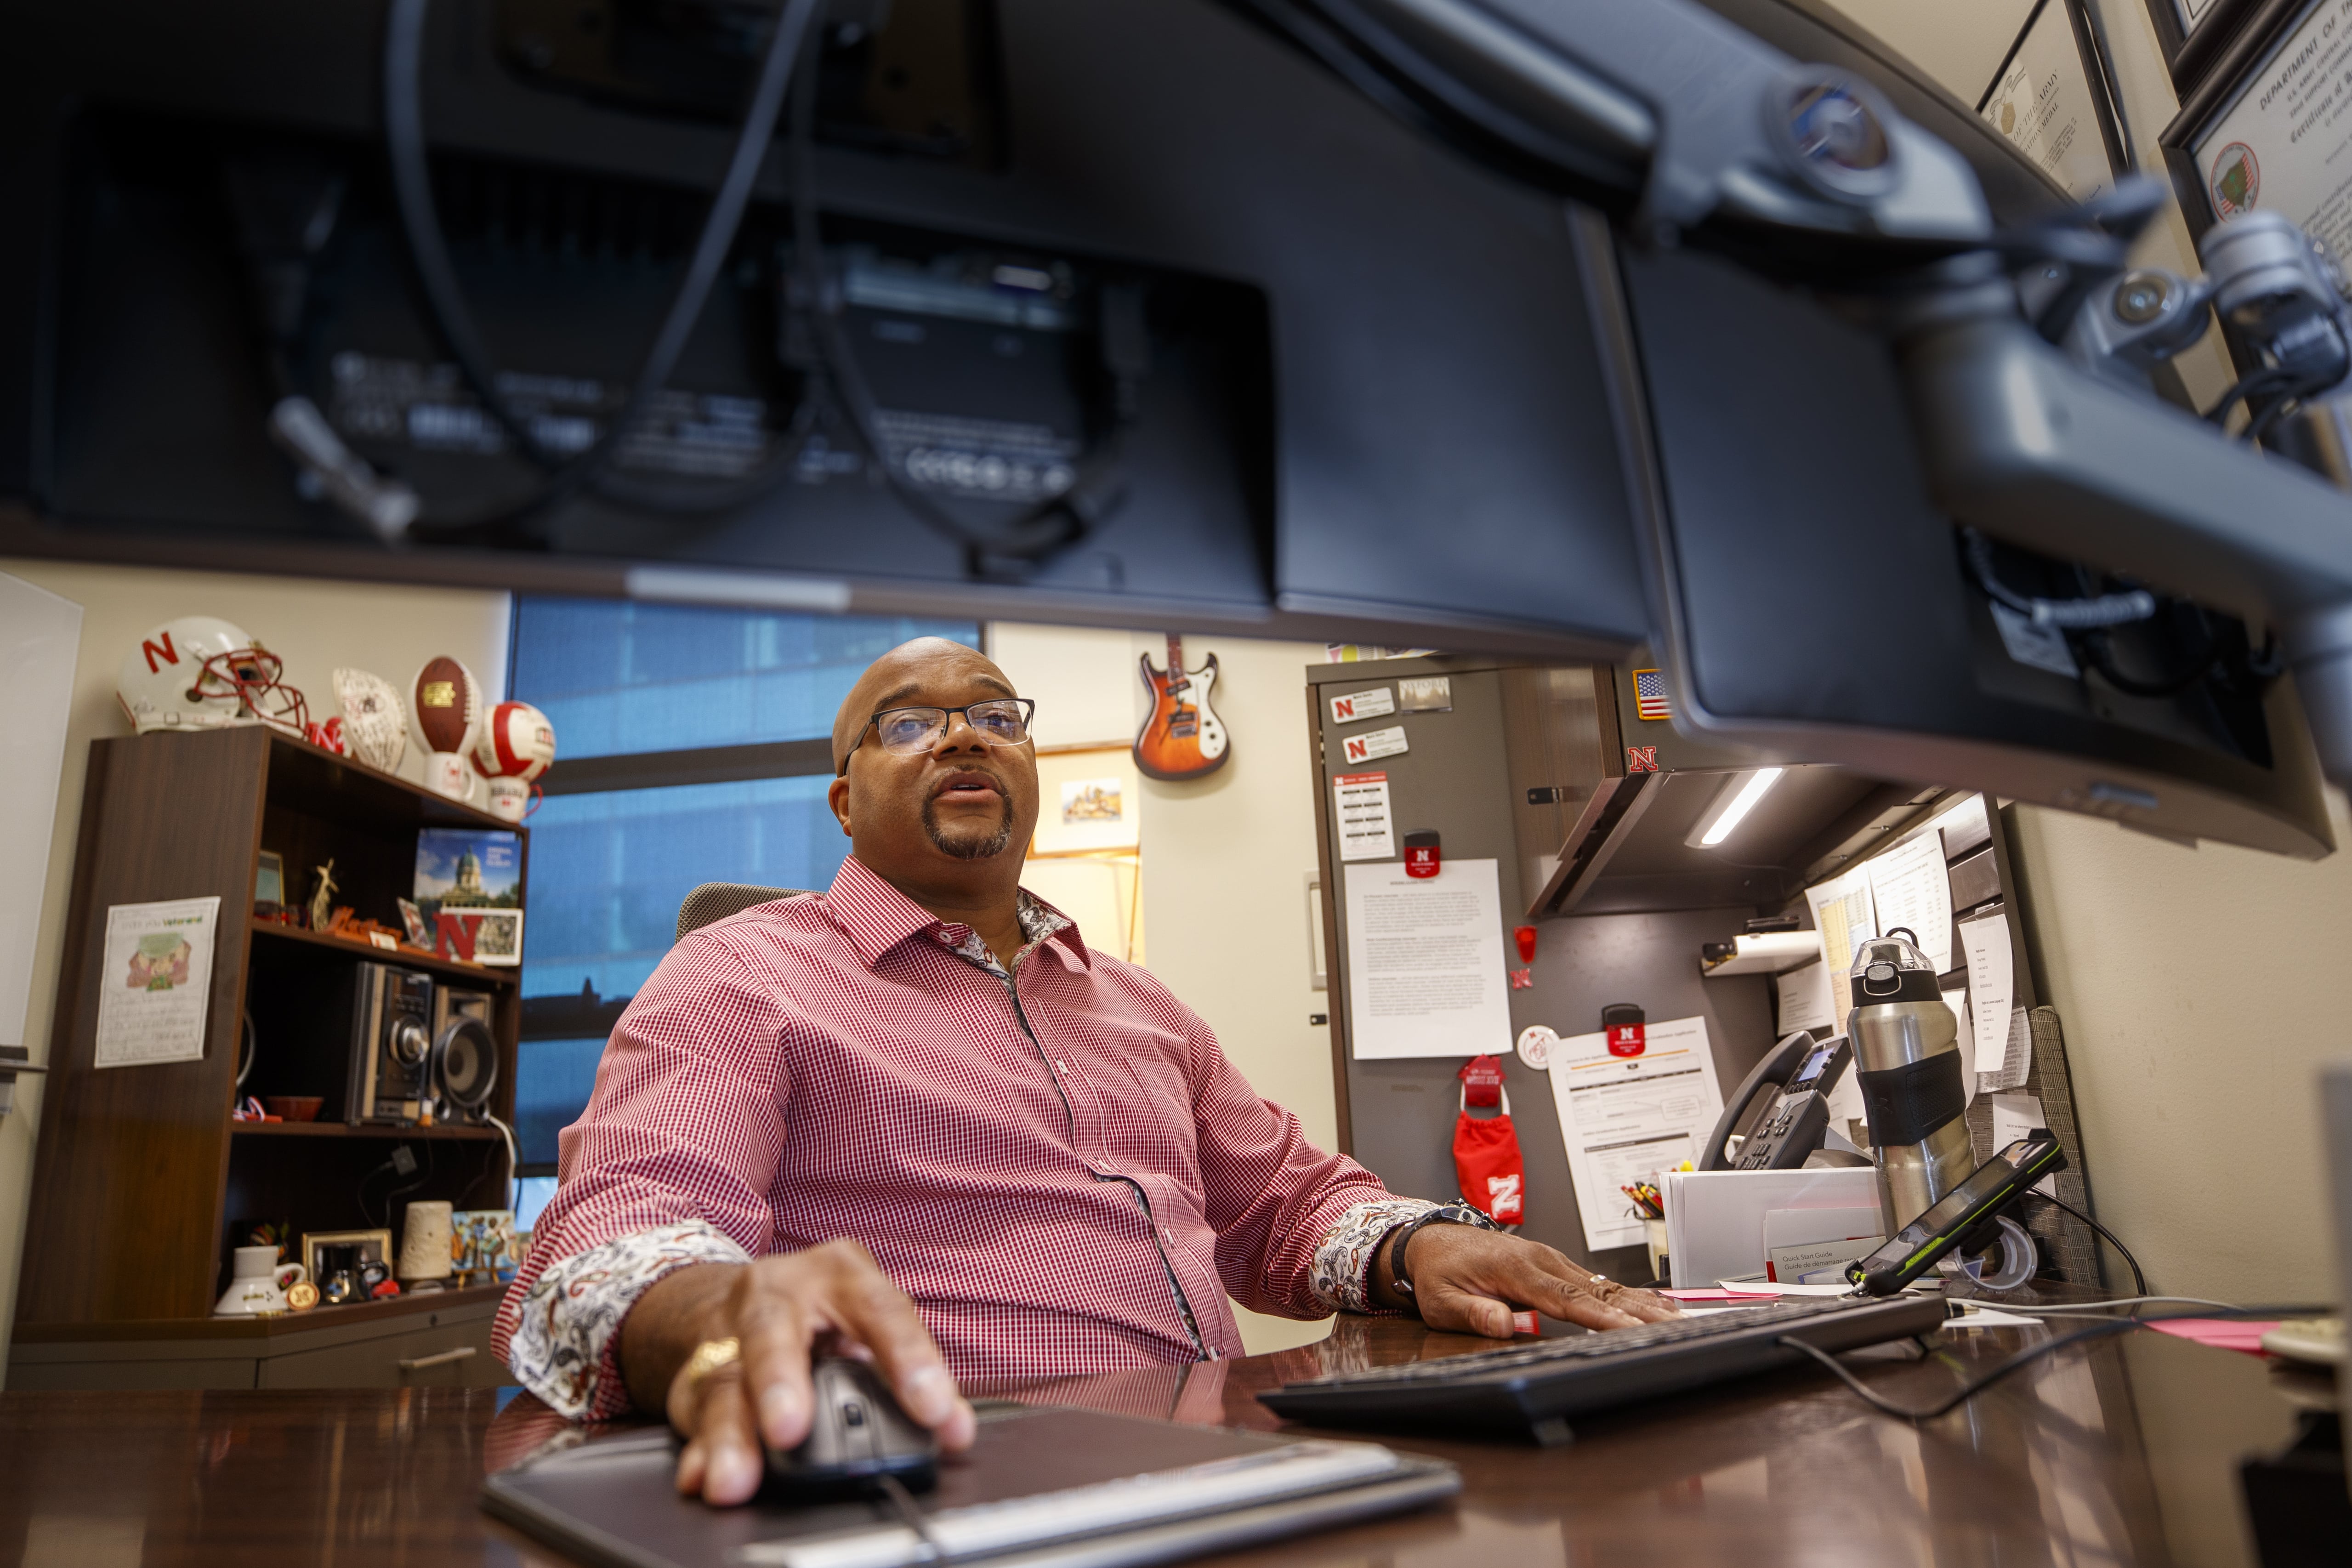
left=415, top=828, right=521, bottom=917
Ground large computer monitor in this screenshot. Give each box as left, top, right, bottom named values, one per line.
left=0, top=0, right=2335, bottom=857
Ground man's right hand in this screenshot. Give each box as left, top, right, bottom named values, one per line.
left=620, top=1238, right=978, bottom=1506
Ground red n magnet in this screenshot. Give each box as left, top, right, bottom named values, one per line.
left=1403, top=830, right=1441, bottom=878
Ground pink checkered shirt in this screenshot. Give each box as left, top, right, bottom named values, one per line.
left=494, top=855, right=1421, bottom=1418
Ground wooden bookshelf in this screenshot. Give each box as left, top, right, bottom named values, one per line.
left=16, top=726, right=525, bottom=1355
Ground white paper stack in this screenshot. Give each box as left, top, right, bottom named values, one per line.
left=1662, top=1168, right=1882, bottom=1288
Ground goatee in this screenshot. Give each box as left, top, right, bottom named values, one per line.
left=922, top=794, right=1015, bottom=860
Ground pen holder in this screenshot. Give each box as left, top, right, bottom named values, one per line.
left=1643, top=1218, right=1669, bottom=1284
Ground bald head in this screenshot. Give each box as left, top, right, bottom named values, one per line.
left=830, top=638, right=1017, bottom=774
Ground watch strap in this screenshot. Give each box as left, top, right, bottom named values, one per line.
left=1386, top=1201, right=1494, bottom=1311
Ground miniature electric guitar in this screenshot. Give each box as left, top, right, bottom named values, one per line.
left=1133, top=634, right=1230, bottom=781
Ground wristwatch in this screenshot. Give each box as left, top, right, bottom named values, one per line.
left=1383, top=1202, right=1497, bottom=1312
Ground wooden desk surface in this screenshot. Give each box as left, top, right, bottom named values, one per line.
left=0, top=1311, right=2326, bottom=1567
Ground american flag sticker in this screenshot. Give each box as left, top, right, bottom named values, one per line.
left=1633, top=669, right=1671, bottom=721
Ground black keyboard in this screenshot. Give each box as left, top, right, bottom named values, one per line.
left=1259, top=1295, right=1951, bottom=1444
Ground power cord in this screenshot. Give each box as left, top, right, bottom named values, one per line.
left=1778, top=1297, right=2314, bottom=1420
left=1962, top=528, right=2154, bottom=631
left=484, top=1112, right=519, bottom=1212
left=875, top=1474, right=952, bottom=1562
left=1777, top=1318, right=2142, bottom=1421
left=2030, top=1192, right=2148, bottom=1299
left=382, top=0, right=823, bottom=536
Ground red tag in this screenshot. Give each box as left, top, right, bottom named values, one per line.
left=1508, top=968, right=1534, bottom=990
left=1626, top=745, right=1659, bottom=773
left=1458, top=1053, right=1503, bottom=1108
left=1607, top=1021, right=1647, bottom=1058
left=1513, top=926, right=1538, bottom=963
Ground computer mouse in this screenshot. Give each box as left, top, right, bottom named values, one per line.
left=763, top=1357, right=940, bottom=1495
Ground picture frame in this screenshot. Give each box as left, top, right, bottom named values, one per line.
left=1030, top=746, right=1142, bottom=857
left=466, top=907, right=524, bottom=966
left=253, top=850, right=284, bottom=912
left=450, top=1209, right=518, bottom=1285
left=2142, top=0, right=2272, bottom=93
left=2159, top=0, right=2348, bottom=242
left=301, top=1227, right=393, bottom=1284
left=1977, top=0, right=2129, bottom=203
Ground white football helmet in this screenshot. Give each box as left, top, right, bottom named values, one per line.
left=118, top=617, right=311, bottom=737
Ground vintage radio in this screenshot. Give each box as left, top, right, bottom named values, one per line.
left=340, top=962, right=435, bottom=1125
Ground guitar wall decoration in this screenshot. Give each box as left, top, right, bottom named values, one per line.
left=1134, top=634, right=1231, bottom=781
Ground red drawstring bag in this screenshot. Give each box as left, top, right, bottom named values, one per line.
left=1454, top=1059, right=1525, bottom=1225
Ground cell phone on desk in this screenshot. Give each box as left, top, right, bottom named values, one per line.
left=1846, top=1132, right=2068, bottom=1296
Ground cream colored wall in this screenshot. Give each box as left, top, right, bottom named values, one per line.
left=2009, top=798, right=2352, bottom=1301
left=1818, top=0, right=2038, bottom=102
left=0, top=559, right=511, bottom=1377
left=990, top=625, right=1337, bottom=1353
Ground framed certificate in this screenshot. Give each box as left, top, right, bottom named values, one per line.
left=1977, top=0, right=2127, bottom=203
left=2161, top=0, right=2352, bottom=248
left=2142, top=0, right=2273, bottom=92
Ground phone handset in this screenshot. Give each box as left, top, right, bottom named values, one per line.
left=1698, top=1030, right=1853, bottom=1172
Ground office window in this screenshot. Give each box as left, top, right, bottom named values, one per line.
left=511, top=598, right=978, bottom=1174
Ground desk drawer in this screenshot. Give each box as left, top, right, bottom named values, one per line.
left=257, top=1314, right=505, bottom=1388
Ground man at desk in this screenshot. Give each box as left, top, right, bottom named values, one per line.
left=496, top=637, right=1677, bottom=1502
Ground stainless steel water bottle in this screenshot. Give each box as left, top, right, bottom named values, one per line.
left=1847, top=928, right=1974, bottom=1234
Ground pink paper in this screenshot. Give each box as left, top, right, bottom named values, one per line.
left=1659, top=1289, right=1748, bottom=1301
left=2147, top=1319, right=2279, bottom=1356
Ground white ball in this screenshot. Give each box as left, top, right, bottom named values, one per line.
left=471, top=700, right=557, bottom=783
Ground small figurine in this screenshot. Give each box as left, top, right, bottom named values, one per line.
left=307, top=858, right=337, bottom=932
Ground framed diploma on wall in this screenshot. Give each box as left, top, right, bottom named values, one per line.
left=2162, top=0, right=2352, bottom=247
left=2143, top=0, right=2272, bottom=92
left=1977, top=0, right=2128, bottom=203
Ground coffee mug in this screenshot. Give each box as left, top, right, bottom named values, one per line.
left=214, top=1244, right=309, bottom=1317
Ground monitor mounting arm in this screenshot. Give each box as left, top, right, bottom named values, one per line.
left=1222, top=0, right=2352, bottom=797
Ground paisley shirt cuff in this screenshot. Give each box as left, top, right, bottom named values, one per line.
left=1309, top=1198, right=1440, bottom=1314
left=506, top=1220, right=753, bottom=1421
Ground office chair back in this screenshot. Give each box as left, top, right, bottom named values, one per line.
left=676, top=883, right=811, bottom=941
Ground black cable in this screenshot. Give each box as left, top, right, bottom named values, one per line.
left=875, top=1473, right=953, bottom=1562
left=1963, top=528, right=2155, bottom=630
left=784, top=39, right=1140, bottom=575
left=1778, top=1319, right=2143, bottom=1422
left=2242, top=390, right=2301, bottom=448
left=382, top=0, right=822, bottom=533
left=1781, top=1302, right=2321, bottom=1422
left=2206, top=366, right=2297, bottom=432
left=2031, top=1192, right=2147, bottom=1299
left=356, top=1157, right=399, bottom=1228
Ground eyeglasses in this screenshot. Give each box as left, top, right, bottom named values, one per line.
left=841, top=698, right=1037, bottom=772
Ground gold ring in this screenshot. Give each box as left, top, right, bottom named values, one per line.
left=682, top=1336, right=741, bottom=1393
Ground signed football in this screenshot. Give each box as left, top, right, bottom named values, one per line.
left=411, top=656, right=482, bottom=756
left=333, top=668, right=408, bottom=773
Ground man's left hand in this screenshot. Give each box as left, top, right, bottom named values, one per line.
left=1372, top=1222, right=1682, bottom=1335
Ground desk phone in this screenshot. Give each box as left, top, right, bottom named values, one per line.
left=1701, top=1031, right=1853, bottom=1172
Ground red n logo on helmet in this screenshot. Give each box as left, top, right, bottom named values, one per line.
left=142, top=632, right=179, bottom=673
